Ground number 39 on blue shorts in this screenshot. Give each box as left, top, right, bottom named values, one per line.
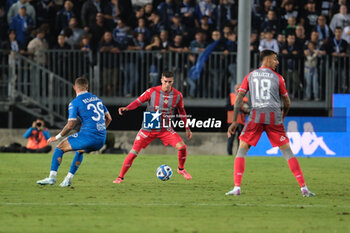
left=68, top=131, right=106, bottom=153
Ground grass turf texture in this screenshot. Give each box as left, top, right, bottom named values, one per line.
left=0, top=153, right=349, bottom=233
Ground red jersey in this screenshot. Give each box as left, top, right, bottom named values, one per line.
left=127, top=86, right=188, bottom=131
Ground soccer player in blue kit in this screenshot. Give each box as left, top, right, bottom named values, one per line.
left=37, top=77, right=112, bottom=187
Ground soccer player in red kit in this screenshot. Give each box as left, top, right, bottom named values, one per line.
left=226, top=50, right=315, bottom=197
left=113, top=71, right=192, bottom=183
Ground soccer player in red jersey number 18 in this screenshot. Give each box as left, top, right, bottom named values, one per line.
left=113, top=71, right=192, bottom=183
left=226, top=50, right=315, bottom=197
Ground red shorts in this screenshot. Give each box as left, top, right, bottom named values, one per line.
left=132, top=129, right=183, bottom=151
left=239, top=121, right=289, bottom=147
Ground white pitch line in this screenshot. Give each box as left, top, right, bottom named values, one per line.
left=1, top=202, right=350, bottom=209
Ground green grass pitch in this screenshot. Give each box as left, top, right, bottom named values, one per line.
left=0, top=153, right=350, bottom=233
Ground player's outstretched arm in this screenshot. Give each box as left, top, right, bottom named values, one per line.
left=227, top=91, right=245, bottom=138
left=105, top=112, right=112, bottom=127
left=47, top=120, right=77, bottom=144
left=281, top=95, right=291, bottom=120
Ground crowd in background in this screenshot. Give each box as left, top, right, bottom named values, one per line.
left=1, top=0, right=350, bottom=98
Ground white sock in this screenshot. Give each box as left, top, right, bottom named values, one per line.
left=49, top=171, right=57, bottom=179
left=300, top=185, right=308, bottom=191
left=233, top=186, right=241, bottom=191
left=66, top=172, right=74, bottom=179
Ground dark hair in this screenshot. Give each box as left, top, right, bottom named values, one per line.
left=260, top=50, right=277, bottom=62
left=75, top=77, right=89, bottom=88
left=162, top=71, right=174, bottom=78
left=335, top=26, right=343, bottom=31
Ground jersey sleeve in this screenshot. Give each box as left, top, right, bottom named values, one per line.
left=127, top=88, right=152, bottom=110
left=238, top=75, right=249, bottom=93
left=278, top=75, right=288, bottom=97
left=68, top=102, right=78, bottom=120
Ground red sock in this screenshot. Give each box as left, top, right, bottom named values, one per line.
left=118, top=152, right=137, bottom=178
left=178, top=145, right=187, bottom=169
left=288, top=157, right=305, bottom=188
left=234, top=157, right=245, bottom=187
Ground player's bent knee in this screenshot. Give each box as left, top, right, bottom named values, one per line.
left=130, top=149, right=139, bottom=156
left=175, top=141, right=185, bottom=150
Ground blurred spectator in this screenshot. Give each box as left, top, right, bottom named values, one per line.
left=81, top=0, right=111, bottom=32
left=9, top=7, right=34, bottom=47
left=342, top=23, right=350, bottom=43
left=52, top=34, right=70, bottom=78
left=149, top=12, right=164, bottom=36
left=169, top=34, right=188, bottom=53
left=209, top=30, right=228, bottom=98
left=195, top=0, right=217, bottom=26
left=330, top=5, right=350, bottom=33
left=304, top=41, right=320, bottom=100
left=277, top=33, right=286, bottom=51
left=135, top=6, right=145, bottom=21
left=315, top=14, right=332, bottom=46
left=0, top=7, right=8, bottom=42
left=98, top=31, right=121, bottom=96
left=27, top=28, right=48, bottom=66
left=110, top=0, right=134, bottom=28
left=35, top=0, right=56, bottom=27
left=88, top=12, right=108, bottom=51
left=157, top=0, right=176, bottom=28
left=218, top=0, right=238, bottom=30
left=159, top=30, right=170, bottom=49
left=282, top=1, right=298, bottom=22
left=307, top=31, right=321, bottom=48
left=300, top=0, right=319, bottom=34
left=285, top=16, right=296, bottom=35
left=222, top=25, right=232, bottom=40
left=331, top=0, right=350, bottom=16
left=144, top=3, right=153, bottom=19
left=199, top=15, right=214, bottom=43
left=79, top=35, right=92, bottom=77
left=23, top=118, right=52, bottom=153
left=7, top=0, right=36, bottom=25
left=134, top=17, right=151, bottom=43
left=179, top=0, right=197, bottom=31
left=256, top=0, right=274, bottom=23
left=145, top=35, right=164, bottom=85
left=129, top=32, right=147, bottom=50
left=258, top=29, right=279, bottom=53
left=321, top=27, right=348, bottom=92
left=189, top=30, right=207, bottom=53
left=1, top=30, right=26, bottom=55
left=282, top=34, right=302, bottom=98
left=295, top=25, right=306, bottom=47
left=64, top=17, right=86, bottom=48
left=260, top=9, right=280, bottom=36
left=112, top=18, right=131, bottom=48
left=170, top=14, right=185, bottom=39
left=226, top=31, right=237, bottom=92
left=55, top=0, right=76, bottom=35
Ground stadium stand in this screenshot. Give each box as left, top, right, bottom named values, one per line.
left=0, top=0, right=350, bottom=126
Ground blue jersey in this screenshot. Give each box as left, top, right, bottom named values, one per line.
left=68, top=92, right=109, bottom=136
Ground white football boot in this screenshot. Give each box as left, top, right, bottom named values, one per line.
left=225, top=187, right=241, bottom=196
left=301, top=186, right=315, bottom=197
left=59, top=176, right=72, bottom=187
left=37, top=177, right=56, bottom=185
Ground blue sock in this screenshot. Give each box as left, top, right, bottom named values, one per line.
left=69, top=152, right=84, bottom=175
left=50, top=148, right=64, bottom=171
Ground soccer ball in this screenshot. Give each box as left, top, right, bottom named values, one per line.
left=156, top=164, right=173, bottom=181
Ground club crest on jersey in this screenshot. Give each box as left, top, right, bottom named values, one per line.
left=164, top=98, right=169, bottom=104
left=143, top=110, right=161, bottom=129
left=280, top=136, right=286, bottom=141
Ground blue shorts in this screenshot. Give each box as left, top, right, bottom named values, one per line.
left=68, top=131, right=106, bottom=153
